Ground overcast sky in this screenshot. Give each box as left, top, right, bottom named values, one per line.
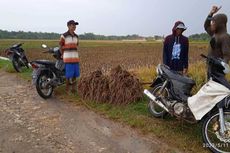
left=0, top=0, right=230, bottom=36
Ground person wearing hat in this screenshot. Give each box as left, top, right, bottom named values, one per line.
left=59, top=20, right=80, bottom=94
left=204, top=6, right=230, bottom=78
left=163, top=21, right=189, bottom=75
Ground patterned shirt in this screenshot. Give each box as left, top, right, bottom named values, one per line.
left=59, top=31, right=79, bottom=63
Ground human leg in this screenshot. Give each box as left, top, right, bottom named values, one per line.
left=71, top=63, right=80, bottom=93
left=65, top=63, right=74, bottom=94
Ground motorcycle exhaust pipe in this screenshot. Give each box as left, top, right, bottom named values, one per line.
left=144, top=89, right=169, bottom=112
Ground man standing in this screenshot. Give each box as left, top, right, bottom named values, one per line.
left=163, top=21, right=189, bottom=75
left=59, top=20, right=80, bottom=94
left=204, top=6, right=230, bottom=78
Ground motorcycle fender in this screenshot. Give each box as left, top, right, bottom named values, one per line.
left=150, top=77, right=164, bottom=87
left=32, top=68, right=53, bottom=85
left=32, top=68, right=48, bottom=85
left=32, top=69, right=41, bottom=85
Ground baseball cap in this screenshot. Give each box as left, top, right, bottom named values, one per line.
left=176, top=23, right=187, bottom=30
left=67, top=20, right=79, bottom=26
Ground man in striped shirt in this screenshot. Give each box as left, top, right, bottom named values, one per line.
left=59, top=20, right=80, bottom=94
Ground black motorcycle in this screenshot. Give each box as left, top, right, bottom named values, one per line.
left=144, top=54, right=230, bottom=153
left=30, top=44, right=65, bottom=99
left=5, top=43, right=29, bottom=72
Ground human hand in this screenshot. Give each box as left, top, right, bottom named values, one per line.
left=209, top=6, right=222, bottom=15
left=183, top=68, right=188, bottom=75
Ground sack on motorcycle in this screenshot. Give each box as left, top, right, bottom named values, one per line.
left=171, top=77, right=195, bottom=95
left=188, top=80, right=230, bottom=120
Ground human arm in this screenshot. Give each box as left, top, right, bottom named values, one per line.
left=77, top=35, right=79, bottom=47
left=59, top=35, right=65, bottom=56
left=222, top=35, right=230, bottom=63
left=183, top=38, right=189, bottom=75
left=163, top=38, right=169, bottom=66
left=204, top=6, right=222, bottom=36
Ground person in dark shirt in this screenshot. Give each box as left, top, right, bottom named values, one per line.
left=163, top=21, right=189, bottom=75
left=204, top=6, right=230, bottom=78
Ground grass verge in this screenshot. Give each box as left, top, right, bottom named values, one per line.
left=0, top=59, right=32, bottom=80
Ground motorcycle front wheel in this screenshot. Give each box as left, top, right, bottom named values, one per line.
left=202, top=110, right=230, bottom=153
left=148, top=84, right=168, bottom=118
left=36, top=72, right=53, bottom=99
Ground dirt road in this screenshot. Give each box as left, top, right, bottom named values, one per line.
left=0, top=70, right=179, bottom=153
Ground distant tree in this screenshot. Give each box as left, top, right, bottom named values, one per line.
left=0, top=29, right=60, bottom=39
left=153, top=35, right=163, bottom=40
left=189, top=33, right=210, bottom=41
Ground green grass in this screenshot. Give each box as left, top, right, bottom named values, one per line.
left=0, top=59, right=14, bottom=72
left=0, top=39, right=59, bottom=50
left=18, top=67, right=33, bottom=81
left=0, top=59, right=32, bottom=80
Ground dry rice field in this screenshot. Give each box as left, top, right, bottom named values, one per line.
left=0, top=40, right=208, bottom=76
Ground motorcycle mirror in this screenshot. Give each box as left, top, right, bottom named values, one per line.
left=41, top=44, right=47, bottom=48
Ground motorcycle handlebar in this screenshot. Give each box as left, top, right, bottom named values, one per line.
left=42, top=48, right=54, bottom=53
left=42, top=50, right=49, bottom=53
left=200, top=54, right=208, bottom=59
left=12, top=43, right=24, bottom=48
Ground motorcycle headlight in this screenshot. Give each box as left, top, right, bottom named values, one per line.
left=156, top=67, right=159, bottom=74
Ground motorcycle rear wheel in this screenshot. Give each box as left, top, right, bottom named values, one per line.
left=12, top=57, right=22, bottom=72
left=202, top=110, right=230, bottom=153
left=148, top=84, right=168, bottom=118
left=23, top=56, right=29, bottom=68
left=36, top=72, right=53, bottom=99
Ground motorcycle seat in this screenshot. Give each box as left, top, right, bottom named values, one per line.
left=34, top=60, right=55, bottom=66
left=161, top=65, right=195, bottom=85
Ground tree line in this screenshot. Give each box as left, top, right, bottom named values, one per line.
left=0, top=30, right=60, bottom=39
left=0, top=29, right=210, bottom=41
left=189, top=33, right=211, bottom=41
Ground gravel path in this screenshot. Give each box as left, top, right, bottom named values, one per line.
left=0, top=70, right=179, bottom=153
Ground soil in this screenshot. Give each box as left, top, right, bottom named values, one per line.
left=0, top=70, right=181, bottom=153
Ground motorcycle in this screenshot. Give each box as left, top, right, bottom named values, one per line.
left=5, top=43, right=29, bottom=72
left=144, top=54, right=230, bottom=153
left=30, top=44, right=65, bottom=99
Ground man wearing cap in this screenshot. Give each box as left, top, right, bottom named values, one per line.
left=204, top=6, right=230, bottom=78
left=163, top=21, right=189, bottom=75
left=59, top=20, right=80, bottom=94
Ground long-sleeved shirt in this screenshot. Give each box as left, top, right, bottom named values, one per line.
left=204, top=13, right=230, bottom=63
left=163, top=34, right=189, bottom=71
left=163, top=21, right=189, bottom=72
